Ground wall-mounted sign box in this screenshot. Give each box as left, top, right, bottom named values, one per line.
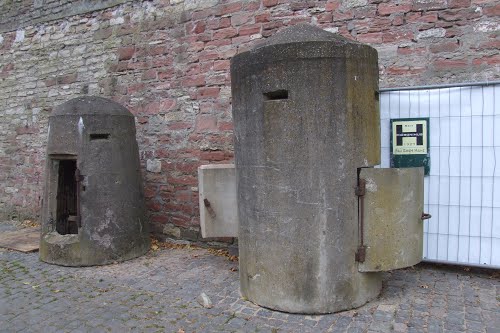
left=390, top=118, right=430, bottom=175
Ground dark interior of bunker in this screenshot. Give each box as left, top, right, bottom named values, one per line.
left=55, top=159, right=78, bottom=235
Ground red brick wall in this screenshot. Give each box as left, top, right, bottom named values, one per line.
left=0, top=0, right=498, bottom=239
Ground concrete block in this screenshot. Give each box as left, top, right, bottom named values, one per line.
left=198, top=164, right=238, bottom=238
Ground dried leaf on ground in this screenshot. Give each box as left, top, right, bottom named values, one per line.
left=207, top=248, right=239, bottom=262
left=21, top=220, right=39, bottom=228
left=150, top=238, right=238, bottom=262
left=151, top=237, right=201, bottom=250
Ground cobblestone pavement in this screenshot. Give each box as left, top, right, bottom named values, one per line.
left=0, top=227, right=499, bottom=332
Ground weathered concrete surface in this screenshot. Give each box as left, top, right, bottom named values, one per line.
left=39, top=96, right=150, bottom=266
left=1, top=234, right=499, bottom=332
left=231, top=24, right=382, bottom=314
left=198, top=164, right=238, bottom=238
left=0, top=227, right=40, bottom=252
left=359, top=167, right=424, bottom=272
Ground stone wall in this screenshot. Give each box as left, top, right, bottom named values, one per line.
left=0, top=0, right=131, bottom=33
left=0, top=0, right=498, bottom=240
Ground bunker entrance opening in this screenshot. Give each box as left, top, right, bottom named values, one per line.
left=56, top=159, right=78, bottom=235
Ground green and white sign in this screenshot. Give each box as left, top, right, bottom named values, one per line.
left=390, top=118, right=430, bottom=175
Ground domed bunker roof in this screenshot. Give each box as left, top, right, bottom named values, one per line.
left=255, top=23, right=362, bottom=49
left=231, top=24, right=375, bottom=68
left=52, top=96, right=133, bottom=117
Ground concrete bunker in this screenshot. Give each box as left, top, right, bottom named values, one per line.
left=40, top=96, right=150, bottom=266
left=229, top=24, right=428, bottom=314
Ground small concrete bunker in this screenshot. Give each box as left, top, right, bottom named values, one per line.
left=230, top=25, right=427, bottom=314
left=40, top=96, right=150, bottom=266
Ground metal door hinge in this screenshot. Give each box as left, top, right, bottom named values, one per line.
left=355, top=246, right=366, bottom=263
left=75, top=168, right=83, bottom=228
left=356, top=178, right=366, bottom=262
left=75, top=168, right=84, bottom=182
left=355, top=178, right=366, bottom=197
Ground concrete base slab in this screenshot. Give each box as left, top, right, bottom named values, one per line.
left=0, top=227, right=40, bottom=252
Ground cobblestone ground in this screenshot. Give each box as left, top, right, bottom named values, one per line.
left=0, top=226, right=499, bottom=332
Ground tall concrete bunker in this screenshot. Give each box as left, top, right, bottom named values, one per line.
left=40, top=96, right=150, bottom=266
left=230, top=25, right=427, bottom=313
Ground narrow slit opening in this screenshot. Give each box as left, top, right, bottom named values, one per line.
left=90, top=133, right=110, bottom=140
left=56, top=160, right=78, bottom=235
left=263, top=90, right=288, bottom=101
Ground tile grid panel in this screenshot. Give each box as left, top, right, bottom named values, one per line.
left=379, top=84, right=500, bottom=268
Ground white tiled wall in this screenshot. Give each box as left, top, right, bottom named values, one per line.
left=380, top=84, right=500, bottom=268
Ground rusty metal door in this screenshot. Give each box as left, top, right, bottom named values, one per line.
left=358, top=167, right=424, bottom=272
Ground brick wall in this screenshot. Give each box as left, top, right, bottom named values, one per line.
left=0, top=0, right=130, bottom=33
left=0, top=0, right=498, bottom=240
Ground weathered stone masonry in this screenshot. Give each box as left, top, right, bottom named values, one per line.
left=0, top=0, right=499, bottom=240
